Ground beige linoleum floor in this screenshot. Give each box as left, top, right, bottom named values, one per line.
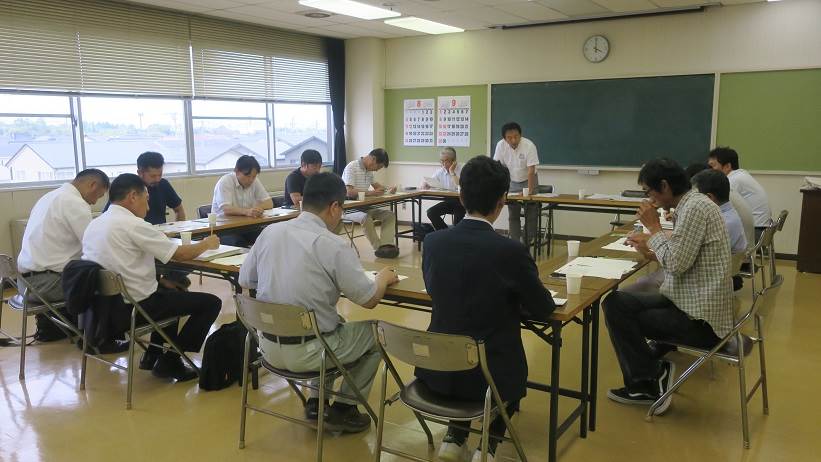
left=1, top=233, right=819, bottom=462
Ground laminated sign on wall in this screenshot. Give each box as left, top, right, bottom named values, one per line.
left=437, top=96, right=471, bottom=147
left=403, top=98, right=435, bottom=146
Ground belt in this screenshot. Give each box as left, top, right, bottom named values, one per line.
left=20, top=270, right=57, bottom=278
left=263, top=333, right=317, bottom=345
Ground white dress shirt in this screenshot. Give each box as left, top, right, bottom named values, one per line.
left=82, top=205, right=178, bottom=302
left=239, top=212, right=376, bottom=333
left=18, top=183, right=92, bottom=273
left=729, top=190, right=755, bottom=251
left=211, top=173, right=270, bottom=217
left=431, top=163, right=463, bottom=191
left=493, top=137, right=539, bottom=183
left=727, top=169, right=771, bottom=227
left=341, top=158, right=375, bottom=191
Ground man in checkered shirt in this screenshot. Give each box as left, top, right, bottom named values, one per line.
left=604, top=158, right=733, bottom=415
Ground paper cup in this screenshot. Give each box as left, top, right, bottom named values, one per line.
left=522, top=187, right=530, bottom=197
left=567, top=240, right=581, bottom=257
left=180, top=231, right=192, bottom=245
left=207, top=212, right=217, bottom=227
left=566, top=273, right=583, bottom=295
left=578, top=189, right=587, bottom=200
left=357, top=191, right=366, bottom=201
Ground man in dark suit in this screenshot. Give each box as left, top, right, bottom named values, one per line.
left=415, top=155, right=556, bottom=462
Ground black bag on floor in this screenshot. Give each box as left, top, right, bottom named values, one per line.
left=199, top=321, right=256, bottom=391
left=34, top=308, right=77, bottom=342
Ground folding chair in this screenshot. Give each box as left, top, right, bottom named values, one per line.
left=372, top=320, right=528, bottom=462
left=0, top=254, right=82, bottom=380
left=197, top=204, right=212, bottom=219
left=647, top=238, right=771, bottom=449
left=80, top=270, right=197, bottom=410
left=766, top=210, right=788, bottom=288
left=234, top=294, right=377, bottom=462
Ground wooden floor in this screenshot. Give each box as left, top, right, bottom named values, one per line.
left=1, top=232, right=819, bottom=462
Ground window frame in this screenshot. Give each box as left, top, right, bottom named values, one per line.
left=271, top=100, right=335, bottom=170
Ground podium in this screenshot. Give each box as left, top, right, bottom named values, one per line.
left=797, top=189, right=821, bottom=273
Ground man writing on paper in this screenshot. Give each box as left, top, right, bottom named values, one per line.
left=211, top=155, right=273, bottom=247
left=604, top=159, right=733, bottom=415
left=239, top=172, right=399, bottom=433
left=493, top=122, right=540, bottom=244
left=283, top=149, right=323, bottom=209
left=421, top=147, right=465, bottom=230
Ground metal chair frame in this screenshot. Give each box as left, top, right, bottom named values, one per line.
left=234, top=294, right=377, bottom=462
left=0, top=254, right=82, bottom=380
left=647, top=238, right=771, bottom=449
left=371, top=320, right=528, bottom=462
left=79, top=270, right=197, bottom=410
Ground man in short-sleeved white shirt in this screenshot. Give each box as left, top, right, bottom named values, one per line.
left=341, top=148, right=399, bottom=258
left=493, top=122, right=540, bottom=243
left=240, top=172, right=398, bottom=433
left=17, top=169, right=109, bottom=304
left=422, top=147, right=466, bottom=230
left=211, top=154, right=273, bottom=247
left=83, top=173, right=222, bottom=382
left=708, top=147, right=772, bottom=233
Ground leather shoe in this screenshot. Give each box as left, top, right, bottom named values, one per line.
left=152, top=354, right=198, bottom=382
left=323, top=404, right=371, bottom=433
left=304, top=398, right=329, bottom=420
left=139, top=349, right=162, bottom=370
left=374, top=245, right=399, bottom=259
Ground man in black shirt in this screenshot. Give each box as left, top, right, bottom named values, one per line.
left=283, top=149, right=323, bottom=208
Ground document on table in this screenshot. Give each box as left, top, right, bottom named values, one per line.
left=555, top=257, right=637, bottom=279
left=549, top=290, right=567, bottom=306
left=263, top=207, right=296, bottom=218
left=586, top=193, right=646, bottom=202
left=364, top=270, right=408, bottom=282
left=210, top=253, right=248, bottom=267
left=602, top=237, right=638, bottom=252
left=535, top=192, right=559, bottom=198
left=167, top=239, right=246, bottom=261
left=154, top=221, right=197, bottom=233
left=423, top=176, right=444, bottom=189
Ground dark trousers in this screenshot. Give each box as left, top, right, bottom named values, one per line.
left=427, top=198, right=466, bottom=230
left=137, top=290, right=221, bottom=354
left=448, top=401, right=518, bottom=451
left=603, top=291, right=720, bottom=391
left=220, top=230, right=260, bottom=248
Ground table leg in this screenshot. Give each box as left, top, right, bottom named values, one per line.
left=590, top=299, right=600, bottom=431
left=548, top=320, right=562, bottom=462
left=580, top=307, right=591, bottom=438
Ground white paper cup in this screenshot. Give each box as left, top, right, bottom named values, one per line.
left=357, top=191, right=366, bottom=201
left=180, top=231, right=192, bottom=245
left=207, top=212, right=217, bottom=227
left=567, top=240, right=581, bottom=257
left=522, top=187, right=530, bottom=197
left=396, top=184, right=402, bottom=192
left=578, top=189, right=587, bottom=200
left=566, top=273, right=583, bottom=295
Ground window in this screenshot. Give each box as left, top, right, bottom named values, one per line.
left=0, top=94, right=77, bottom=185
left=80, top=96, right=186, bottom=177
left=191, top=100, right=270, bottom=171
left=273, top=103, right=332, bottom=168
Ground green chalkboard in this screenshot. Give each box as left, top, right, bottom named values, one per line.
left=491, top=75, right=715, bottom=167
left=716, top=68, right=821, bottom=172
left=385, top=85, right=488, bottom=163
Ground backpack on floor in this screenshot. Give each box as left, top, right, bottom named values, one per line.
left=199, top=321, right=256, bottom=391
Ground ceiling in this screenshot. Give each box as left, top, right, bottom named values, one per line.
left=123, top=0, right=767, bottom=39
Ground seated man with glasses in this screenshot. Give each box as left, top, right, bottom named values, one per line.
left=421, top=147, right=466, bottom=230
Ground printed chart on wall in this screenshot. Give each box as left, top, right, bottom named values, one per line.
left=437, top=95, right=471, bottom=147
left=403, top=98, right=435, bottom=146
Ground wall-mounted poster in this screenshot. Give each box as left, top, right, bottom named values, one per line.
left=403, top=98, right=435, bottom=146
left=437, top=95, right=471, bottom=147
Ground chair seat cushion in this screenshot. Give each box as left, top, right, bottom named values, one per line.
left=260, top=358, right=341, bottom=381
left=400, top=378, right=493, bottom=420
left=6, top=294, right=64, bottom=313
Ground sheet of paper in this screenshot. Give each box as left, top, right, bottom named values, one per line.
left=364, top=270, right=408, bottom=282
left=555, top=257, right=637, bottom=279
left=602, top=237, right=638, bottom=252
left=535, top=192, right=559, bottom=198
left=263, top=207, right=297, bottom=218
left=210, top=253, right=248, bottom=267
left=586, top=193, right=646, bottom=202
left=154, top=221, right=197, bottom=233
left=549, top=290, right=568, bottom=306
left=423, top=176, right=444, bottom=189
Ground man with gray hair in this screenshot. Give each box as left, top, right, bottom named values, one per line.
left=422, top=147, right=465, bottom=230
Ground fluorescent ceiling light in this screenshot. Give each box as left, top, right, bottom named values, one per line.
left=298, top=0, right=400, bottom=20
left=384, top=17, right=464, bottom=34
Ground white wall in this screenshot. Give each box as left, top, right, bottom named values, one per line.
left=345, top=0, right=821, bottom=254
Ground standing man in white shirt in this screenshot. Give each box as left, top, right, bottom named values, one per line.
left=422, top=147, right=465, bottom=230
left=493, top=122, right=540, bottom=244
left=240, top=172, right=398, bottom=432
left=341, top=148, right=399, bottom=258
left=17, top=169, right=110, bottom=303
left=708, top=147, right=772, bottom=240
left=83, top=174, right=222, bottom=381
left=211, top=155, right=274, bottom=247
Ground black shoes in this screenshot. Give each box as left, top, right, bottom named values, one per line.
left=374, top=245, right=399, bottom=259
left=152, top=354, right=199, bottom=382
left=323, top=404, right=371, bottom=433
left=139, top=349, right=161, bottom=370
left=304, top=398, right=329, bottom=420
left=607, top=360, right=676, bottom=415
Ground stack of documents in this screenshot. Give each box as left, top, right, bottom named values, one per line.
left=535, top=192, right=559, bottom=198
left=364, top=270, right=409, bottom=282
left=555, top=257, right=637, bottom=279
left=154, top=221, right=195, bottom=233
left=602, top=237, right=638, bottom=252
left=210, top=253, right=248, bottom=267
left=195, top=245, right=245, bottom=262
left=587, top=193, right=646, bottom=203
left=549, top=290, right=568, bottom=306
left=263, top=207, right=296, bottom=218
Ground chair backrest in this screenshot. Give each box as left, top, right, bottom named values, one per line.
left=197, top=204, right=212, bottom=219
left=375, top=320, right=480, bottom=372
left=234, top=294, right=315, bottom=338
left=775, top=209, right=788, bottom=231
left=97, top=270, right=123, bottom=297
left=272, top=195, right=286, bottom=208
left=0, top=254, right=17, bottom=281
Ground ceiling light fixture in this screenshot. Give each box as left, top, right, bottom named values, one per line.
left=298, top=0, right=400, bottom=20
left=384, top=16, right=463, bottom=34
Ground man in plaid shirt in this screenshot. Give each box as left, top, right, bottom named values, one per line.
left=604, top=158, right=733, bottom=415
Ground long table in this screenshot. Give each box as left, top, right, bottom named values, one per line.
left=164, top=223, right=648, bottom=462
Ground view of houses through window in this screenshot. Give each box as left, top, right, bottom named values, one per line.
left=0, top=93, right=333, bottom=186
